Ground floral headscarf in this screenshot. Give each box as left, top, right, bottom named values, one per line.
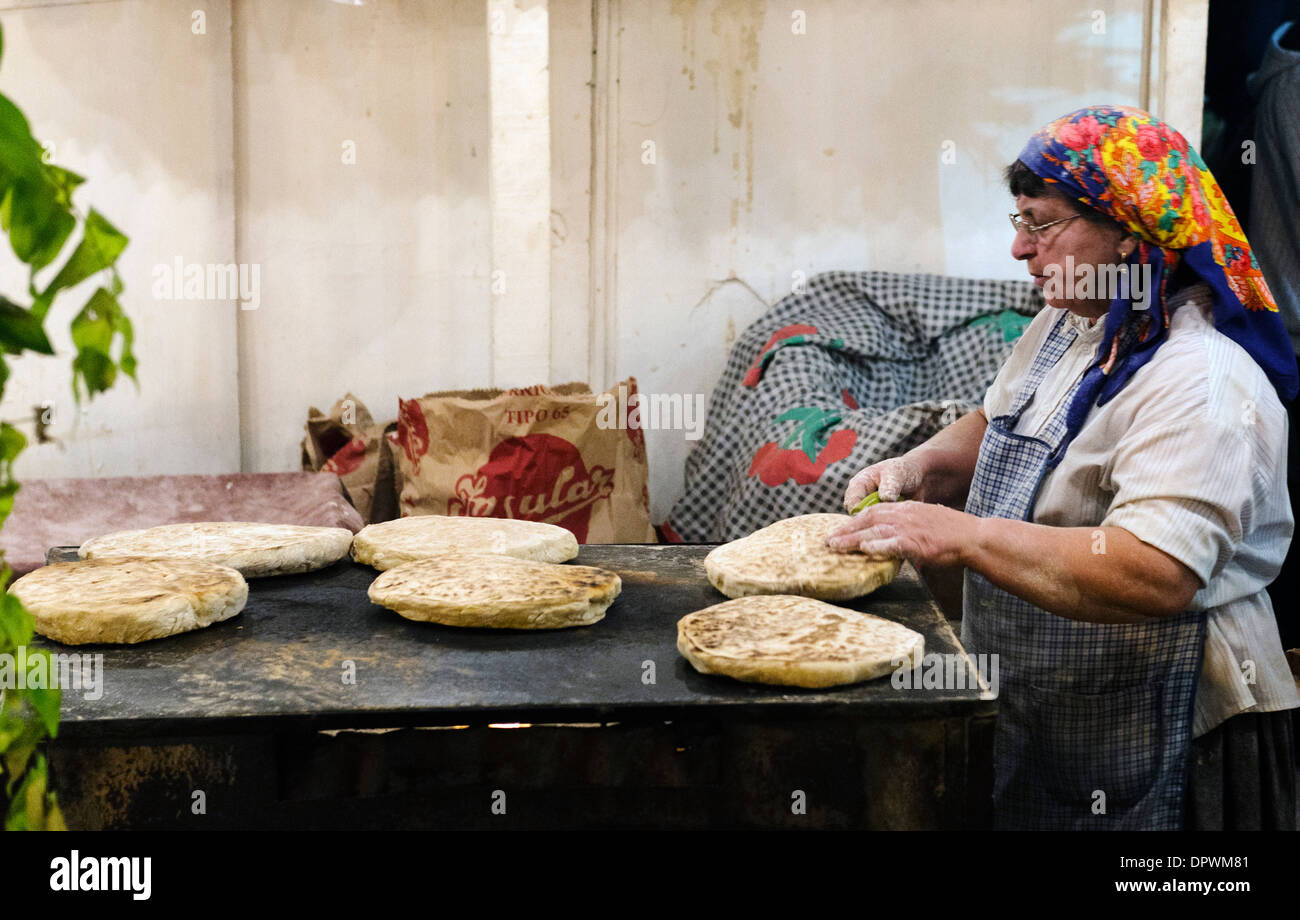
left=1017, top=105, right=1298, bottom=464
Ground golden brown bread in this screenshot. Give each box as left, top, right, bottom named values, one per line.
left=704, top=513, right=900, bottom=600
left=367, top=552, right=620, bottom=629
left=10, top=558, right=248, bottom=645
left=677, top=595, right=923, bottom=688
left=79, top=521, right=353, bottom=578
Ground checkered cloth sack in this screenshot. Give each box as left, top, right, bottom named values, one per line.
left=663, top=270, right=1044, bottom=542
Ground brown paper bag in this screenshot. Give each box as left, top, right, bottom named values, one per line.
left=394, top=378, right=655, bottom=543
left=302, top=395, right=398, bottom=524
left=302, top=393, right=373, bottom=471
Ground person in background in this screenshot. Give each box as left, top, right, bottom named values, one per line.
left=1252, top=21, right=1300, bottom=666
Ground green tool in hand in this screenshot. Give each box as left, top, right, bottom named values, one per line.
left=850, top=490, right=881, bottom=514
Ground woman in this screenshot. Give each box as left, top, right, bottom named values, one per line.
left=829, top=106, right=1299, bottom=831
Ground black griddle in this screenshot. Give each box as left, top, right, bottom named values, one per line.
left=42, top=544, right=992, bottom=737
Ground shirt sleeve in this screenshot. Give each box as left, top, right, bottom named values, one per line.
left=1100, top=418, right=1252, bottom=589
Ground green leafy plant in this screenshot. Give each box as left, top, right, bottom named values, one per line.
left=0, top=23, right=133, bottom=830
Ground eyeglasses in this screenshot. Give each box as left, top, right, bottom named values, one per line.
left=1009, top=212, right=1083, bottom=240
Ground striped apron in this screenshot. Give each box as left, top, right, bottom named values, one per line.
left=961, top=312, right=1206, bottom=830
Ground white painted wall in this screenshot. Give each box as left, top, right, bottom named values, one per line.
left=612, top=0, right=1152, bottom=520
left=232, top=0, right=494, bottom=472
left=0, top=0, right=239, bottom=479
left=0, top=0, right=1206, bottom=525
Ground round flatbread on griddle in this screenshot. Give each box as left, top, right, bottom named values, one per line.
left=677, top=595, right=924, bottom=688
left=10, top=558, right=248, bottom=645
left=78, top=521, right=354, bottom=578
left=367, top=553, right=620, bottom=629
left=704, top=513, right=900, bottom=600
left=351, top=515, right=579, bottom=571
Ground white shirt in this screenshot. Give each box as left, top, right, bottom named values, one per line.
left=983, top=283, right=1300, bottom=737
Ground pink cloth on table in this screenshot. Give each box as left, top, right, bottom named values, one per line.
left=1, top=472, right=364, bottom=576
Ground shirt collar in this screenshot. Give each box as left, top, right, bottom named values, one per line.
left=1063, top=309, right=1105, bottom=339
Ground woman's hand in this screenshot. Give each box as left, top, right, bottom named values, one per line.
left=827, top=500, right=979, bottom=568
left=842, top=454, right=927, bottom=511
left=830, top=506, right=1199, bottom=622
left=842, top=409, right=989, bottom=511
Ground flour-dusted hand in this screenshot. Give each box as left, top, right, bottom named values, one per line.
left=842, top=454, right=926, bottom=511
left=826, top=500, right=979, bottom=568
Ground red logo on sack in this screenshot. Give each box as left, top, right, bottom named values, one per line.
left=397, top=398, right=430, bottom=474
left=322, top=435, right=367, bottom=476
left=624, top=379, right=646, bottom=462
left=448, top=433, right=613, bottom=543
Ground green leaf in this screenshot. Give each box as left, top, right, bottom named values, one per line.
left=774, top=406, right=842, bottom=461
left=0, top=481, right=18, bottom=531
left=70, top=287, right=132, bottom=399
left=0, top=101, right=73, bottom=270
left=42, top=163, right=85, bottom=211
left=1, top=179, right=75, bottom=273
left=72, top=348, right=115, bottom=400
left=38, top=209, right=127, bottom=319
left=2, top=732, right=38, bottom=794
left=0, top=711, right=26, bottom=755
left=0, top=583, right=33, bottom=651
left=0, top=296, right=53, bottom=354
left=106, top=288, right=135, bottom=379
left=0, top=95, right=44, bottom=187
left=25, top=683, right=60, bottom=739
left=16, top=754, right=66, bottom=830
left=70, top=289, right=114, bottom=352
left=970, top=309, right=1034, bottom=344
left=0, top=420, right=26, bottom=463
left=4, top=752, right=55, bottom=830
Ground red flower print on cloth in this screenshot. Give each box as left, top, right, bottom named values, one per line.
left=1057, top=115, right=1103, bottom=151
left=658, top=519, right=685, bottom=544
left=1136, top=124, right=1167, bottom=161
left=743, top=324, right=820, bottom=387
left=748, top=406, right=858, bottom=487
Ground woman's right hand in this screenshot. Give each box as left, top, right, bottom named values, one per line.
left=843, top=454, right=927, bottom=512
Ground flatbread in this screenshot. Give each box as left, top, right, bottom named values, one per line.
left=677, top=595, right=924, bottom=688
left=78, top=522, right=354, bottom=578
left=704, top=513, right=900, bottom=600
left=10, top=558, right=248, bottom=645
left=367, top=553, right=620, bottom=629
left=351, top=516, right=579, bottom=570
